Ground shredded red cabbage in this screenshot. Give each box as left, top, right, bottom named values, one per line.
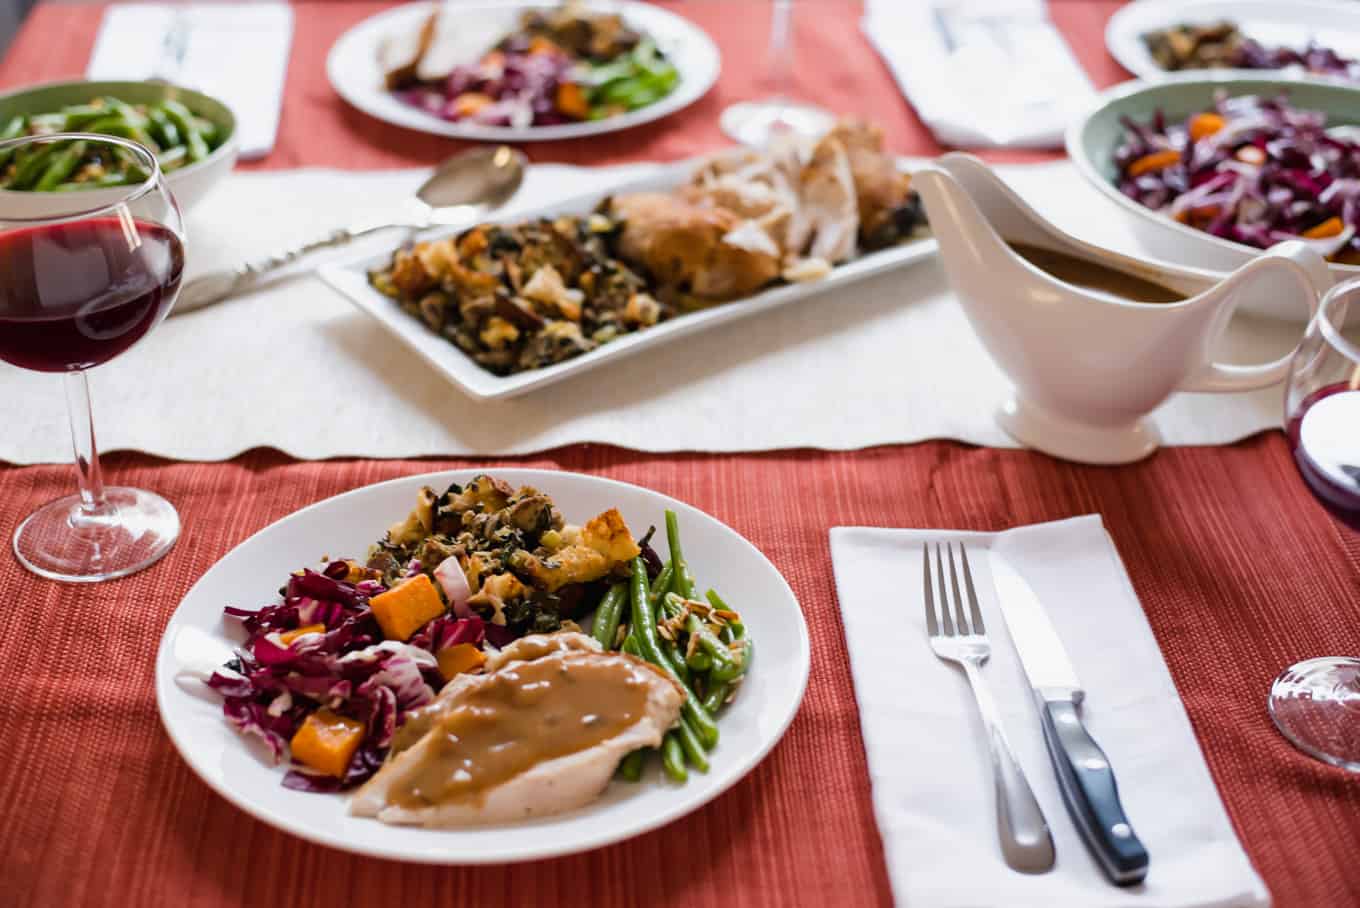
left=1114, top=92, right=1360, bottom=262
left=1233, top=40, right=1360, bottom=83
left=207, top=560, right=490, bottom=791
left=397, top=51, right=577, bottom=128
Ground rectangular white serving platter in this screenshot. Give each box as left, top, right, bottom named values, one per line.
left=318, top=162, right=938, bottom=400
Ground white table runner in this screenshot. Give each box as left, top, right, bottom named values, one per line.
left=0, top=161, right=1302, bottom=464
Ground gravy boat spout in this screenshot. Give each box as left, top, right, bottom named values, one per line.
left=914, top=153, right=1332, bottom=464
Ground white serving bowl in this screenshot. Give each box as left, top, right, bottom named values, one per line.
left=0, top=79, right=238, bottom=217
left=1066, top=71, right=1360, bottom=320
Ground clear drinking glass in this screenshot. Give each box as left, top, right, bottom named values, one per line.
left=0, top=133, right=185, bottom=582
left=1269, top=276, right=1360, bottom=769
left=719, top=0, right=836, bottom=146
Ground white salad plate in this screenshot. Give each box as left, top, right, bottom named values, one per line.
left=318, top=161, right=938, bottom=400
left=154, top=469, right=810, bottom=864
left=326, top=0, right=720, bottom=142
left=1106, top=0, right=1360, bottom=80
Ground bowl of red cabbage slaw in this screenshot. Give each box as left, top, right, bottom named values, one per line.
left=1068, top=72, right=1360, bottom=319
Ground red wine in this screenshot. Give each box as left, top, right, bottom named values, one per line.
left=0, top=217, right=183, bottom=372
left=1288, top=382, right=1360, bottom=530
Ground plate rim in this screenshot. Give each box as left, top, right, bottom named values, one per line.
left=154, top=467, right=811, bottom=864
left=1105, top=0, right=1360, bottom=80
left=325, top=0, right=721, bottom=142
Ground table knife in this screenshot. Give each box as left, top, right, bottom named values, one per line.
left=989, top=555, right=1150, bottom=885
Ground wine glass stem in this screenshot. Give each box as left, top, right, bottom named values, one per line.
left=767, top=0, right=794, bottom=99
left=64, top=370, right=109, bottom=519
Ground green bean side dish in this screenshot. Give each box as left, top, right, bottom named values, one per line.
left=590, top=510, right=754, bottom=784
left=0, top=96, right=224, bottom=192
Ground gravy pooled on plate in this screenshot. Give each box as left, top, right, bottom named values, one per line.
left=391, top=652, right=654, bottom=808
left=1008, top=241, right=1185, bottom=303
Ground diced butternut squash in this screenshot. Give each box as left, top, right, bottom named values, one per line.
left=289, top=709, right=365, bottom=778
left=278, top=623, right=326, bottom=646
left=436, top=643, right=487, bottom=681
left=452, top=92, right=494, bottom=118
left=1127, top=149, right=1182, bottom=178
left=1188, top=112, right=1225, bottom=141
left=1303, top=216, right=1344, bottom=239
left=527, top=35, right=560, bottom=55
left=369, top=573, right=445, bottom=641
left=556, top=82, right=589, bottom=120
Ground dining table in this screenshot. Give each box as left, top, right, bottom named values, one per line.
left=1, top=1, right=1358, bottom=906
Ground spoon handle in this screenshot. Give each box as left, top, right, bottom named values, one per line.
left=171, top=222, right=408, bottom=316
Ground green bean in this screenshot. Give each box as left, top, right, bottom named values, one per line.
left=629, top=555, right=718, bottom=749
left=666, top=637, right=690, bottom=684
left=661, top=732, right=687, bottom=782
left=8, top=142, right=58, bottom=190
left=83, top=114, right=156, bottom=150
left=702, top=681, right=729, bottom=713
left=52, top=172, right=130, bottom=191
left=146, top=107, right=180, bottom=149
left=60, top=104, right=111, bottom=130
left=618, top=749, right=645, bottom=782
left=0, top=115, right=26, bottom=169
left=590, top=582, right=627, bottom=649
left=160, top=100, right=208, bottom=162
left=686, top=649, right=712, bottom=672
left=34, top=140, right=86, bottom=192
left=664, top=511, right=696, bottom=599
left=674, top=717, right=709, bottom=773
left=621, top=633, right=642, bottom=658
left=648, top=561, right=674, bottom=607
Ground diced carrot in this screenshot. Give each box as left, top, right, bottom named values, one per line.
left=480, top=50, right=506, bottom=70
left=278, top=623, right=326, bottom=646
left=1303, top=216, right=1344, bottom=239
left=290, top=709, right=365, bottom=778
left=1188, top=112, right=1226, bottom=141
left=1127, top=149, right=1182, bottom=178
left=369, top=573, right=446, bottom=641
left=527, top=36, right=560, bottom=56
left=1235, top=145, right=1267, bottom=166
left=555, top=81, right=589, bottom=120
left=436, top=643, right=487, bottom=681
left=452, top=92, right=494, bottom=118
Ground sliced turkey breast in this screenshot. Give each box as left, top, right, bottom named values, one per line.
left=350, top=632, right=684, bottom=827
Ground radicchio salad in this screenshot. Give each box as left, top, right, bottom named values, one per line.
left=1114, top=92, right=1360, bottom=263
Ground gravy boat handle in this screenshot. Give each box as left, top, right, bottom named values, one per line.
left=1177, top=241, right=1331, bottom=393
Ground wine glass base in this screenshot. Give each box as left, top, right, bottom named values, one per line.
left=13, top=488, right=179, bottom=583
left=1268, top=657, right=1360, bottom=772
left=720, top=99, right=837, bottom=147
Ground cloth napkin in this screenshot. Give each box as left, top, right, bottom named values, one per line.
left=862, top=0, right=1094, bottom=148
left=829, top=517, right=1270, bottom=908
left=87, top=4, right=292, bottom=158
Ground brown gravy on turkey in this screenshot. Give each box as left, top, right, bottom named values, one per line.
left=389, top=652, right=655, bottom=808
left=1008, top=241, right=1186, bottom=303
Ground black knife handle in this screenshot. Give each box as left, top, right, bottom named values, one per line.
left=1039, top=700, right=1149, bottom=886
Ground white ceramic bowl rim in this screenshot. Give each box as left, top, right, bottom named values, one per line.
left=0, top=131, right=163, bottom=222
left=1065, top=70, right=1360, bottom=275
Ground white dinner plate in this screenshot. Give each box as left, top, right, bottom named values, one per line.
left=1107, top=0, right=1360, bottom=80
left=326, top=1, right=720, bottom=142
left=318, top=161, right=938, bottom=400
left=154, top=469, right=809, bottom=864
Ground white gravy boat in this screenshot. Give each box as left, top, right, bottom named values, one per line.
left=913, top=153, right=1333, bottom=464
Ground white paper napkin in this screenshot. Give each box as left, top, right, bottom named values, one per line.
left=829, top=517, right=1269, bottom=908
left=87, top=4, right=292, bottom=159
left=862, top=0, right=1094, bottom=148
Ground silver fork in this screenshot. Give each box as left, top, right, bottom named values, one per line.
left=924, top=542, right=1055, bottom=874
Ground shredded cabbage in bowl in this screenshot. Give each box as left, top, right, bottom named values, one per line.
left=1114, top=92, right=1360, bottom=263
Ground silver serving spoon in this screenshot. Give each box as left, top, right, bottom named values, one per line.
left=172, top=145, right=527, bottom=316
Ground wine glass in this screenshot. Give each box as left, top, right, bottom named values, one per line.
left=1269, top=275, right=1360, bottom=769
left=719, top=0, right=836, bottom=147
left=0, top=133, right=185, bottom=583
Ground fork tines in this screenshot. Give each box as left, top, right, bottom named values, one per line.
left=922, top=542, right=987, bottom=638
